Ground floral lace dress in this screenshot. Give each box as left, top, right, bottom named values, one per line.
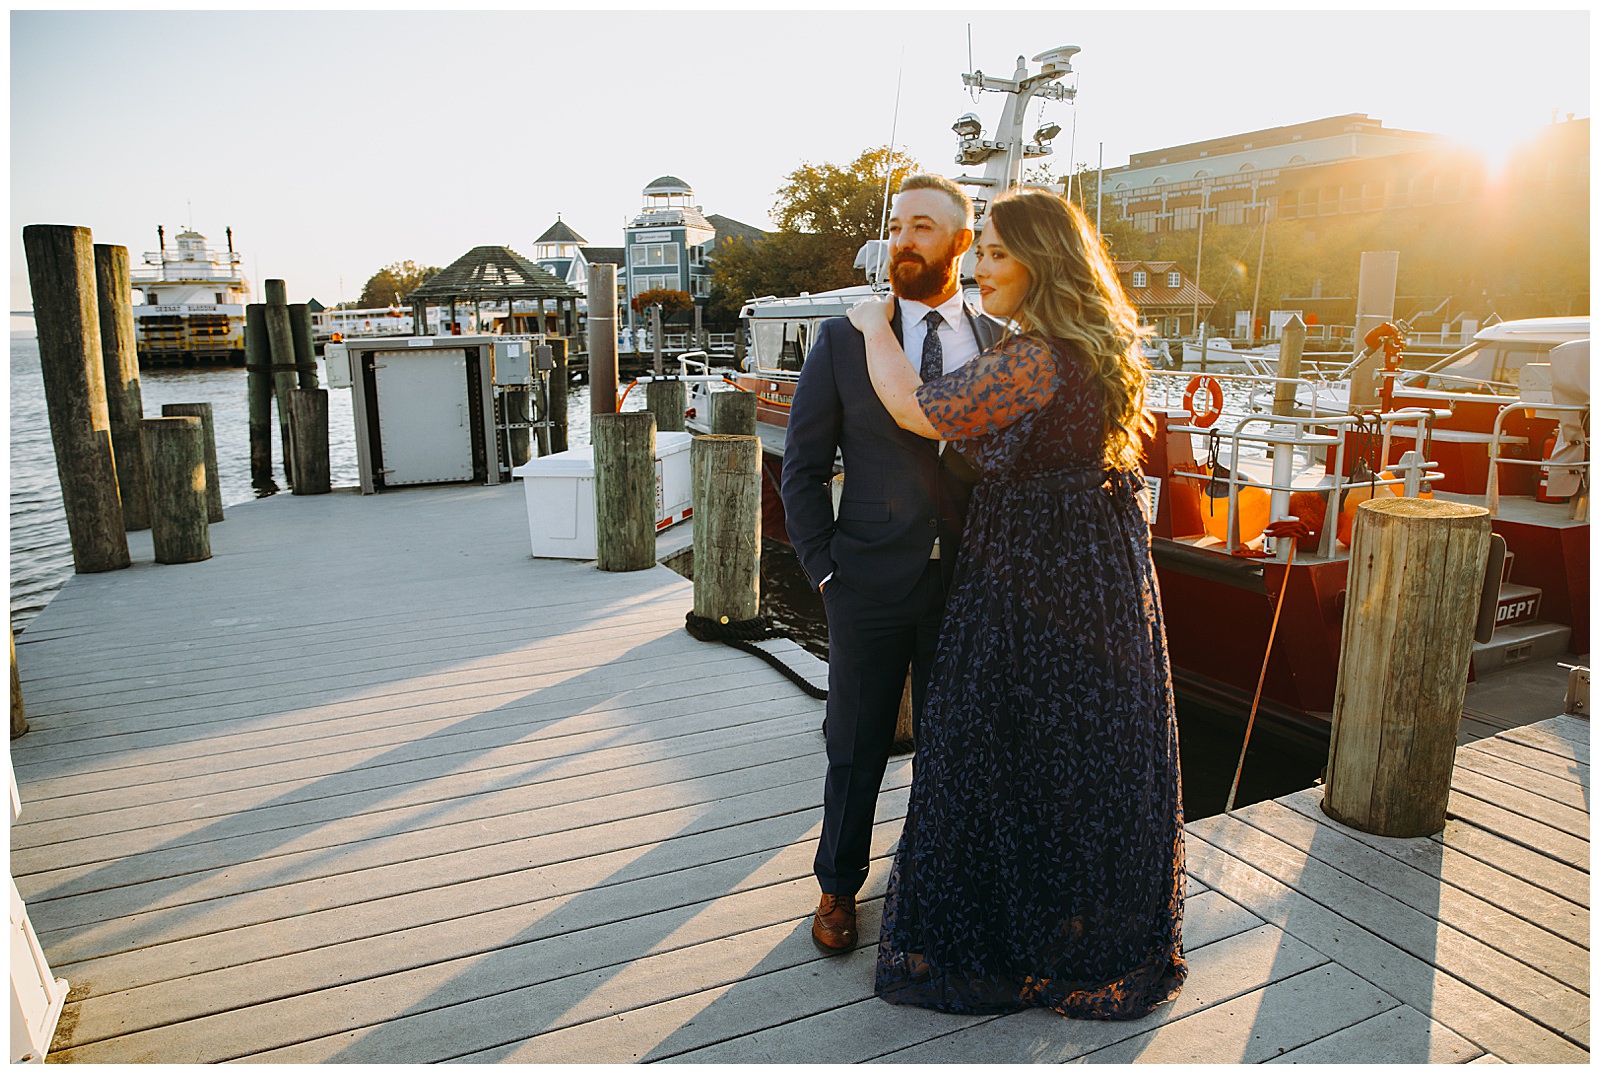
left=873, top=334, right=1186, bottom=1019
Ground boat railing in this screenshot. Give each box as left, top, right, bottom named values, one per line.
left=1484, top=400, right=1590, bottom=519
left=1147, top=367, right=1349, bottom=419
left=1163, top=407, right=1446, bottom=558
left=1392, top=366, right=1521, bottom=392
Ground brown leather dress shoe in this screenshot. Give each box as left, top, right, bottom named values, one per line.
left=812, top=892, right=857, bottom=954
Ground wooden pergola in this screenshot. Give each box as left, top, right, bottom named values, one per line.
left=405, top=245, right=583, bottom=337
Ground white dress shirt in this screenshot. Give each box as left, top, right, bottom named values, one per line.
left=897, top=292, right=980, bottom=376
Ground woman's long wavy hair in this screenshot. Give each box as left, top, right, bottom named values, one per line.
left=987, top=187, right=1151, bottom=470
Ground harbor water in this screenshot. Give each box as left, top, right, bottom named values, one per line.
left=8, top=329, right=1322, bottom=816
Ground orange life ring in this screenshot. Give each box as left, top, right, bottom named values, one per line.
left=1184, top=375, right=1225, bottom=428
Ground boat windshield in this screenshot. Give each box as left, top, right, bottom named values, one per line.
left=751, top=320, right=807, bottom=374
left=1416, top=340, right=1566, bottom=390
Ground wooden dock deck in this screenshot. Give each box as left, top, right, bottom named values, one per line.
left=9, top=483, right=1589, bottom=1063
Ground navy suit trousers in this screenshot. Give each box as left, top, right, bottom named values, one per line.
left=814, top=560, right=947, bottom=897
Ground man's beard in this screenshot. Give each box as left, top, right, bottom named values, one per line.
left=890, top=239, right=960, bottom=302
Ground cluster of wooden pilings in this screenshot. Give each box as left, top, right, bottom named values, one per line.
left=23, top=223, right=227, bottom=573
left=244, top=280, right=329, bottom=495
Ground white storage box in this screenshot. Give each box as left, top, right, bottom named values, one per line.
left=513, top=431, right=694, bottom=560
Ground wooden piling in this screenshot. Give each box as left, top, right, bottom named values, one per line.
left=161, top=403, right=224, bottom=521
left=1323, top=498, right=1493, bottom=837
left=691, top=434, right=761, bottom=621
left=588, top=265, right=618, bottom=414
left=503, top=387, right=532, bottom=467
left=1272, top=314, right=1307, bottom=417
left=10, top=630, right=26, bottom=739
left=288, top=304, right=321, bottom=390
left=93, top=243, right=153, bottom=532
left=646, top=379, right=687, bottom=433
left=23, top=223, right=130, bottom=573
left=287, top=389, right=331, bottom=495
left=549, top=338, right=569, bottom=453
left=650, top=304, right=664, bottom=377
left=592, top=412, right=656, bottom=572
left=244, top=304, right=275, bottom=489
left=264, top=297, right=298, bottom=487
left=139, top=416, right=212, bottom=565
left=711, top=390, right=758, bottom=437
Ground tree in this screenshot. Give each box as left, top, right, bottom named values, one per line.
left=711, top=145, right=920, bottom=308
left=631, top=288, right=693, bottom=318
left=358, top=260, right=440, bottom=308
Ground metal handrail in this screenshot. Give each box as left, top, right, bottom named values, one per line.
left=1484, top=400, right=1591, bottom=516
left=1166, top=407, right=1445, bottom=557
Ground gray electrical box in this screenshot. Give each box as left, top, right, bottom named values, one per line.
left=494, top=339, right=532, bottom=384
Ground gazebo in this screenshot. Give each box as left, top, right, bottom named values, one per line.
left=405, top=245, right=584, bottom=338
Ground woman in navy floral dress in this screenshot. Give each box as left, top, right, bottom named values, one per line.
left=845, top=187, right=1185, bottom=1019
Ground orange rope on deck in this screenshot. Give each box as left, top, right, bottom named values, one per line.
left=1225, top=516, right=1314, bottom=813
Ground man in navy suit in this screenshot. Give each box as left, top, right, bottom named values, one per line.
left=781, top=174, right=1002, bottom=954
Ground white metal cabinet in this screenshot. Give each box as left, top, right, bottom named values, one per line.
left=372, top=348, right=475, bottom=486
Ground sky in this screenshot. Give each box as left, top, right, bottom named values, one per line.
left=8, top=4, right=1592, bottom=312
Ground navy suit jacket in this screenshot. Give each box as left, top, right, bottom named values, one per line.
left=780, top=299, right=1003, bottom=604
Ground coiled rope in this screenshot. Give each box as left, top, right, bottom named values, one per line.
left=684, top=612, right=828, bottom=700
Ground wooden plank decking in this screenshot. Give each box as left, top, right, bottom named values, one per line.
left=9, top=482, right=1589, bottom=1063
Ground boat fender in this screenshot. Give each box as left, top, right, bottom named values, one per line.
left=1184, top=375, right=1225, bottom=428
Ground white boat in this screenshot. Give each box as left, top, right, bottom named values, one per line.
left=1180, top=335, right=1279, bottom=372
left=130, top=227, right=250, bottom=365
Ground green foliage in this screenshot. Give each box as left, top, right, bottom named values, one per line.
left=631, top=288, right=693, bottom=317
left=710, top=145, right=920, bottom=311
left=358, top=260, right=440, bottom=307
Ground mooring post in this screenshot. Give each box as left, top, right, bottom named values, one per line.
left=287, top=389, right=331, bottom=495
left=504, top=388, right=532, bottom=467
left=593, top=411, right=656, bottom=571
left=588, top=265, right=618, bottom=414
left=287, top=303, right=321, bottom=390
left=23, top=224, right=130, bottom=573
left=244, top=303, right=275, bottom=489
left=650, top=304, right=663, bottom=377
left=711, top=391, right=758, bottom=437
left=161, top=403, right=224, bottom=522
left=93, top=243, right=153, bottom=532
left=1272, top=314, right=1307, bottom=417
left=263, top=285, right=297, bottom=487
left=11, top=630, right=27, bottom=739
left=647, top=378, right=687, bottom=433
left=548, top=337, right=569, bottom=454
left=1323, top=498, right=1492, bottom=837
left=691, top=434, right=761, bottom=621
left=139, top=416, right=212, bottom=565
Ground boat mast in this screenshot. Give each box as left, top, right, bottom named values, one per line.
left=951, top=46, right=1078, bottom=220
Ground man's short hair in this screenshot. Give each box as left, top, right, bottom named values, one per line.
left=896, top=173, right=974, bottom=230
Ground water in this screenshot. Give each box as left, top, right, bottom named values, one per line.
left=8, top=331, right=1321, bottom=815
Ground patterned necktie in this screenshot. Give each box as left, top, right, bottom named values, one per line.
left=920, top=310, right=944, bottom=383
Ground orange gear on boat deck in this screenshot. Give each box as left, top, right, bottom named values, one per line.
left=1183, top=375, right=1225, bottom=428
left=1199, top=474, right=1270, bottom=544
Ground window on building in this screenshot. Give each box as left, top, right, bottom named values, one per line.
left=1132, top=211, right=1157, bottom=233
left=1132, top=270, right=1148, bottom=288
left=1216, top=199, right=1246, bottom=226
left=1167, top=271, right=1182, bottom=288
left=1171, top=205, right=1200, bottom=230
left=631, top=242, right=680, bottom=268
left=633, top=273, right=676, bottom=295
